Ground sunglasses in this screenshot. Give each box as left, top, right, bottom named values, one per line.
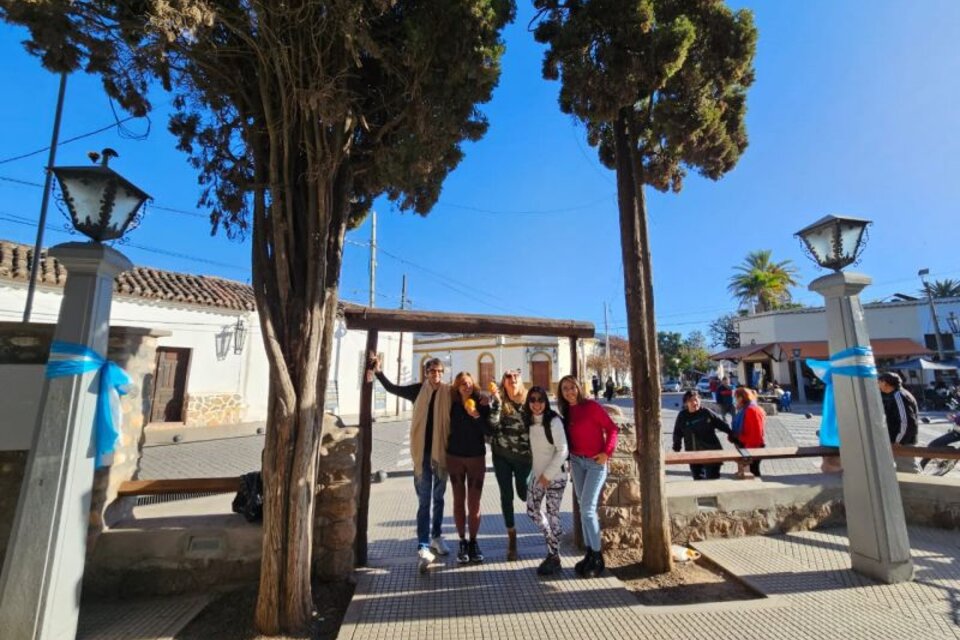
left=504, top=373, right=520, bottom=379
left=528, top=396, right=545, bottom=403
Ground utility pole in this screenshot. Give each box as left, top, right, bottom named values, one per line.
left=23, top=72, right=68, bottom=323
left=395, top=274, right=407, bottom=416
left=368, top=209, right=377, bottom=308
left=919, top=268, right=946, bottom=360
left=604, top=302, right=611, bottom=381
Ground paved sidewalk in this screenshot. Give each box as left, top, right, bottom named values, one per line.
left=340, top=473, right=960, bottom=639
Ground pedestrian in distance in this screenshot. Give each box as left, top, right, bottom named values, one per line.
left=878, top=372, right=920, bottom=474
left=715, top=375, right=736, bottom=423
left=591, top=374, right=601, bottom=399
left=447, top=372, right=492, bottom=564
left=557, top=375, right=618, bottom=578
left=371, top=353, right=452, bottom=573
left=603, top=377, right=615, bottom=402
left=731, top=386, right=765, bottom=479
left=488, top=369, right=531, bottom=561
left=672, top=390, right=734, bottom=480
left=523, top=385, right=569, bottom=576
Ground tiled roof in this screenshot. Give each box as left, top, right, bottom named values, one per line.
left=0, top=239, right=255, bottom=312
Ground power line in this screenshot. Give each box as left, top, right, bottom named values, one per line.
left=0, top=115, right=142, bottom=166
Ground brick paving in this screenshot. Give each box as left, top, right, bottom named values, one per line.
left=341, top=472, right=960, bottom=639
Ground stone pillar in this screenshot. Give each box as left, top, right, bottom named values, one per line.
left=0, top=242, right=132, bottom=640
left=598, top=420, right=642, bottom=550
left=809, top=271, right=914, bottom=584
left=314, top=414, right=360, bottom=580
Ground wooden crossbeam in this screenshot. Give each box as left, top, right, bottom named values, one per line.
left=116, top=477, right=240, bottom=497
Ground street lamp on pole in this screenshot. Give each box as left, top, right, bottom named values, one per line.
left=795, top=213, right=913, bottom=585
left=0, top=150, right=148, bottom=638
left=918, top=268, right=946, bottom=361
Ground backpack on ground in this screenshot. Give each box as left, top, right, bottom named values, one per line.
left=232, top=471, right=263, bottom=522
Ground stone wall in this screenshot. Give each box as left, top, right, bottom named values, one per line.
left=313, top=414, right=361, bottom=580
left=184, top=392, right=245, bottom=427
left=598, top=420, right=643, bottom=550
left=0, top=322, right=168, bottom=565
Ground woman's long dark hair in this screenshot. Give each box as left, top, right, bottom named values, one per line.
left=522, top=385, right=560, bottom=427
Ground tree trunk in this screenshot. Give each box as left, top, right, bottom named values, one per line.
left=612, top=110, right=673, bottom=574
left=249, top=116, right=351, bottom=633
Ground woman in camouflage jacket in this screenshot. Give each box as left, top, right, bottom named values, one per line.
left=488, top=369, right=531, bottom=560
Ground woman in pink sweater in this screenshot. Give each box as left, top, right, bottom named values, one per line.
left=556, top=375, right=618, bottom=578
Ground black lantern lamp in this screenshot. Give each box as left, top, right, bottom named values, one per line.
left=794, top=214, right=872, bottom=271
left=52, top=149, right=150, bottom=243
left=233, top=317, right=247, bottom=355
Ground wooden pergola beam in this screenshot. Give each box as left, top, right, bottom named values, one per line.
left=341, top=305, right=595, bottom=338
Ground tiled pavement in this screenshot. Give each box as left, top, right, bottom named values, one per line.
left=341, top=472, right=960, bottom=639
left=77, top=594, right=212, bottom=640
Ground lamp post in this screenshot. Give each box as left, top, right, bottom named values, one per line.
left=791, top=347, right=807, bottom=405
left=795, top=214, right=913, bottom=584
left=918, top=268, right=946, bottom=361
left=0, top=150, right=149, bottom=639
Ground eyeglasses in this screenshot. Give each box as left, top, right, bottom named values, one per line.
left=528, top=396, right=545, bottom=403
left=427, top=369, right=444, bottom=374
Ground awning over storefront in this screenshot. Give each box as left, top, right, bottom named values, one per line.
left=711, top=338, right=932, bottom=362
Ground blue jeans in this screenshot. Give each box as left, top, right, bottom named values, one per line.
left=570, top=455, right=607, bottom=552
left=413, top=459, right=448, bottom=549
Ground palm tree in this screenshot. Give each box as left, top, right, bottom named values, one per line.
left=920, top=278, right=960, bottom=299
left=728, top=250, right=799, bottom=313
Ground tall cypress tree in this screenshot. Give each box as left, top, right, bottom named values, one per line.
left=533, top=0, right=756, bottom=572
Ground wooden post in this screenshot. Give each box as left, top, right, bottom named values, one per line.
left=355, top=329, right=379, bottom=566
left=569, top=336, right=584, bottom=550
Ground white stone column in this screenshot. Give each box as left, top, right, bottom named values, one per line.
left=0, top=242, right=131, bottom=639
left=809, top=271, right=914, bottom=584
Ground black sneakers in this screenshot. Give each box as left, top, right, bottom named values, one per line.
left=468, top=540, right=484, bottom=563
left=536, top=553, right=561, bottom=576
left=457, top=539, right=470, bottom=564
left=574, top=548, right=592, bottom=576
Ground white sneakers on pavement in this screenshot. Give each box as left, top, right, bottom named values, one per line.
left=417, top=547, right=435, bottom=574
left=430, top=536, right=450, bottom=556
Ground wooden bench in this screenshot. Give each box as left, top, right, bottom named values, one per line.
left=116, top=477, right=240, bottom=497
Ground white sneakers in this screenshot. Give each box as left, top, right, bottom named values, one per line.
left=417, top=547, right=435, bottom=573
left=430, top=536, right=450, bottom=556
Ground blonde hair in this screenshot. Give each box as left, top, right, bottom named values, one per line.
left=499, top=370, right=526, bottom=415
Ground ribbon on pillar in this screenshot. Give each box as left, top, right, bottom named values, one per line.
left=806, top=345, right=878, bottom=447
left=44, top=340, right=131, bottom=468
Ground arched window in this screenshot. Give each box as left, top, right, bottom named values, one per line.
left=529, top=351, right=552, bottom=393
left=477, top=352, right=495, bottom=389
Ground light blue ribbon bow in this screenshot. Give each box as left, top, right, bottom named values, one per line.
left=45, top=340, right=131, bottom=468
left=806, top=346, right=878, bottom=447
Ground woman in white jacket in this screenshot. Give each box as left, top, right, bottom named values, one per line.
left=523, top=385, right=569, bottom=576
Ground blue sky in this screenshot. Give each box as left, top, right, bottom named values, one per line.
left=1, top=1, right=959, bottom=342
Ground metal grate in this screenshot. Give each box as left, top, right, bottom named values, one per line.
left=135, top=491, right=225, bottom=507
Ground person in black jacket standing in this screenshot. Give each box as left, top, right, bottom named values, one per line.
left=878, top=372, right=920, bottom=474
left=672, top=390, right=735, bottom=480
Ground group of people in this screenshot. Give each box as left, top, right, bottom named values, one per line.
left=372, top=355, right=618, bottom=577
left=590, top=374, right=617, bottom=402
left=672, top=384, right=767, bottom=480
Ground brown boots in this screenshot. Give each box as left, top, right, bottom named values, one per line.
left=507, top=528, right=518, bottom=561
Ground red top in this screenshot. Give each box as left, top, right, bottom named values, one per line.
left=567, top=400, right=619, bottom=457
left=738, top=404, right=766, bottom=448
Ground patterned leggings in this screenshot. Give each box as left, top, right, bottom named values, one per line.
left=526, top=476, right=567, bottom=556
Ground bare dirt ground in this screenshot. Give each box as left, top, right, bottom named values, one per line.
left=604, top=548, right=761, bottom=606
left=175, top=581, right=355, bottom=640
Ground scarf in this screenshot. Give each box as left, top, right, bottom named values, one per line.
left=410, top=381, right=452, bottom=477
left=731, top=402, right=756, bottom=436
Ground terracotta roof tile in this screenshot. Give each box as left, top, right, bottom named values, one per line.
left=0, top=239, right=255, bottom=312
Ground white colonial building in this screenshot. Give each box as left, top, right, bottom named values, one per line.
left=712, top=296, right=960, bottom=396
left=0, top=238, right=412, bottom=449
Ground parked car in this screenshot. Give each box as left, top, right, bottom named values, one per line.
left=696, top=376, right=713, bottom=396
left=661, top=379, right=682, bottom=393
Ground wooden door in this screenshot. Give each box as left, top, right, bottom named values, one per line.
left=531, top=361, right=550, bottom=392
left=478, top=360, right=495, bottom=389
left=151, top=347, right=190, bottom=422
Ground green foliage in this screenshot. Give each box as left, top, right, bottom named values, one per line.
left=921, top=279, right=960, bottom=299
left=708, top=313, right=740, bottom=348
left=659, top=330, right=710, bottom=377
left=533, top=0, right=757, bottom=192
left=727, top=249, right=799, bottom=313
left=2, top=0, right=515, bottom=237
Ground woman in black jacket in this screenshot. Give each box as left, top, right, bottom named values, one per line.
left=672, top=390, right=734, bottom=480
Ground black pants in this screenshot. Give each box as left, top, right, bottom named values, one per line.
left=690, top=463, right=722, bottom=480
